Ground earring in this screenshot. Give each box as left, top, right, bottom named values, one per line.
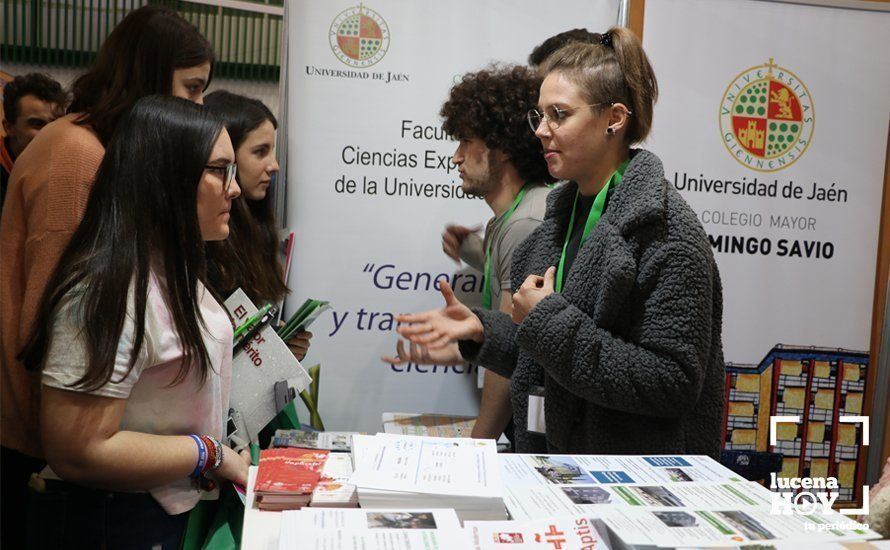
left=606, top=127, right=615, bottom=135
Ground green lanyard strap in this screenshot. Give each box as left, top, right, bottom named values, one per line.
left=482, top=183, right=532, bottom=310
left=555, top=159, right=628, bottom=293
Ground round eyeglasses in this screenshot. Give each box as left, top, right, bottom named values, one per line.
left=527, top=102, right=631, bottom=132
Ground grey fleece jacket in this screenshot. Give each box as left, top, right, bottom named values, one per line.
left=459, top=149, right=725, bottom=457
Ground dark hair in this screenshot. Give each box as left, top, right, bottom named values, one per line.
left=20, top=95, right=224, bottom=390
left=540, top=27, right=658, bottom=143
left=68, top=5, right=215, bottom=145
left=440, top=65, right=555, bottom=185
left=203, top=90, right=287, bottom=305
left=2, top=73, right=67, bottom=124
left=528, top=28, right=601, bottom=68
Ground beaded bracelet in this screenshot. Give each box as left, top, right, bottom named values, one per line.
left=190, top=435, right=227, bottom=491
left=199, top=435, right=224, bottom=473
left=210, top=437, right=224, bottom=471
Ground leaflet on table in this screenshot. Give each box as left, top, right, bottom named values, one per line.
left=349, top=434, right=502, bottom=497
left=730, top=543, right=890, bottom=550
left=311, top=454, right=357, bottom=507
left=277, top=527, right=472, bottom=550
left=273, top=430, right=363, bottom=452
left=382, top=412, right=477, bottom=438
left=499, top=454, right=744, bottom=487
left=465, top=515, right=609, bottom=550
left=277, top=509, right=469, bottom=549
left=224, top=289, right=312, bottom=441
left=282, top=508, right=462, bottom=531
left=504, top=479, right=771, bottom=521
left=596, top=506, right=880, bottom=548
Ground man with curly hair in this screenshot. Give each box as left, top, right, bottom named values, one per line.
left=1, top=73, right=67, bottom=210
left=384, top=65, right=554, bottom=443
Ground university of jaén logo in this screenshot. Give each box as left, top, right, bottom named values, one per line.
left=329, top=4, right=390, bottom=68
left=719, top=59, right=814, bottom=172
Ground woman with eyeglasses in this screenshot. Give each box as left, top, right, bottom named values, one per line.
left=395, top=27, right=725, bottom=457
left=0, top=7, right=215, bottom=546
left=203, top=90, right=312, bottom=361
left=19, top=96, right=248, bottom=548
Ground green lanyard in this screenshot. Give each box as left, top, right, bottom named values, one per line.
left=555, top=160, right=628, bottom=293
left=482, top=183, right=532, bottom=310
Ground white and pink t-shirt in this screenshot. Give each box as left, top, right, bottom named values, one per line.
left=42, top=271, right=233, bottom=515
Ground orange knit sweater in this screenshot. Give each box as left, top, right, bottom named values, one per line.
left=0, top=114, right=104, bottom=458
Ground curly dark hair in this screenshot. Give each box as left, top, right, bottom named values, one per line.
left=440, top=65, right=554, bottom=185
left=3, top=73, right=67, bottom=124
left=528, top=28, right=601, bottom=68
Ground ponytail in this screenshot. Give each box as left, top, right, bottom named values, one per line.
left=604, top=27, right=658, bottom=143
left=541, top=26, right=658, bottom=143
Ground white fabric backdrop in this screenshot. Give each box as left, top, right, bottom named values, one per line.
left=284, top=0, right=620, bottom=431
left=643, top=0, right=890, bottom=364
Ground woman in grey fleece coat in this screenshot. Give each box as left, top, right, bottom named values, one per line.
left=398, top=27, right=725, bottom=457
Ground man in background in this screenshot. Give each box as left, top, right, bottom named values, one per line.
left=384, top=64, right=554, bottom=443
left=1, top=73, right=67, bottom=210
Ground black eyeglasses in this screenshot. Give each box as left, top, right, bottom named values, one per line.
left=204, top=162, right=238, bottom=192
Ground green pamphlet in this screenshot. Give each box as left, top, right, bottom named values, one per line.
left=277, top=299, right=330, bottom=341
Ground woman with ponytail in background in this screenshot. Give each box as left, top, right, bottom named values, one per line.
left=395, top=28, right=725, bottom=457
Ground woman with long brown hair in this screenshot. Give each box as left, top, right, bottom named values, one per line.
left=204, top=90, right=312, bottom=360
left=0, top=7, right=215, bottom=547
left=20, top=95, right=248, bottom=548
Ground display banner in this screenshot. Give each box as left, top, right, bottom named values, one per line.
left=285, top=1, right=619, bottom=432
left=643, top=0, right=890, bottom=503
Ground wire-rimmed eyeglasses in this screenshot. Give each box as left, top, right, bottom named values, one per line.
left=527, top=102, right=632, bottom=132
left=204, top=162, right=238, bottom=192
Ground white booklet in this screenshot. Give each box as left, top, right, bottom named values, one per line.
left=310, top=454, right=357, bottom=508
left=224, top=289, right=311, bottom=443
left=349, top=434, right=502, bottom=498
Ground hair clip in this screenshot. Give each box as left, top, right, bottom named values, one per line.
left=600, top=32, right=613, bottom=48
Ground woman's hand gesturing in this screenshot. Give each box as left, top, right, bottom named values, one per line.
left=394, top=281, right=483, bottom=349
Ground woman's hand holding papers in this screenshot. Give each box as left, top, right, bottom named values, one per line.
left=286, top=330, right=312, bottom=361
